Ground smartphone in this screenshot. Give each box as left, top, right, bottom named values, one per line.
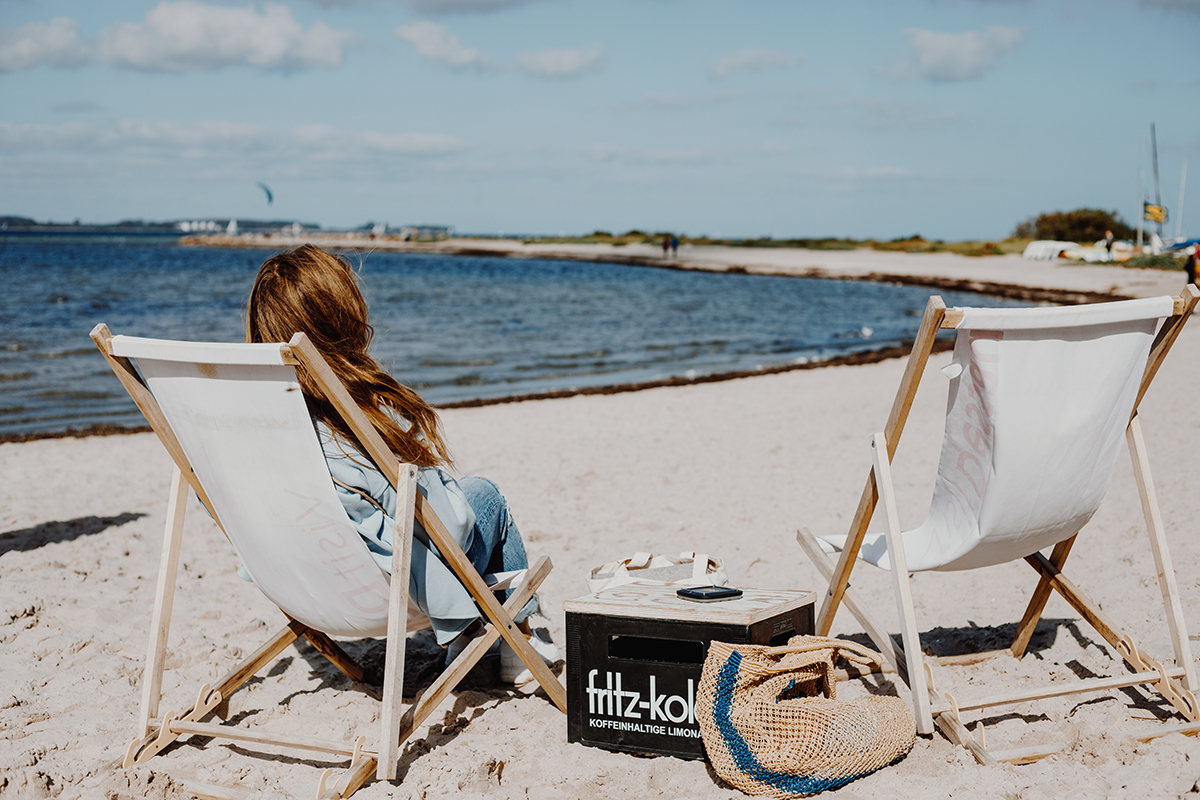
left=676, top=585, right=743, bottom=602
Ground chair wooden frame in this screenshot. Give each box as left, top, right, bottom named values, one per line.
left=796, top=285, right=1200, bottom=764
left=91, top=325, right=567, bottom=799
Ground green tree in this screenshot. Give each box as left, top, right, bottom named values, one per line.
left=1013, top=208, right=1135, bottom=242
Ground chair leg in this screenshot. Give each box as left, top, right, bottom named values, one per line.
left=1011, top=535, right=1076, bottom=658
left=213, top=619, right=308, bottom=701
left=125, top=619, right=306, bottom=768
left=301, top=628, right=364, bottom=683
left=138, top=466, right=189, bottom=738
left=318, top=557, right=546, bottom=799
left=1127, top=416, right=1197, bottom=691
left=319, top=755, right=376, bottom=800
left=414, top=492, right=568, bottom=713
left=395, top=556, right=554, bottom=745
left=817, top=296, right=947, bottom=635
left=800, top=530, right=959, bottom=741
left=872, top=432, right=934, bottom=736
left=797, top=530, right=909, bottom=681
left=1023, top=553, right=1130, bottom=658
left=378, top=463, right=418, bottom=782
left=1022, top=552, right=1198, bottom=720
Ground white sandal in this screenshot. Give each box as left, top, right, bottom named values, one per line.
left=500, top=613, right=561, bottom=691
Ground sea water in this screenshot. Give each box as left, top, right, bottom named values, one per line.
left=0, top=236, right=1030, bottom=437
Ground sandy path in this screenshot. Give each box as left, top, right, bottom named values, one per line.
left=189, top=234, right=1188, bottom=302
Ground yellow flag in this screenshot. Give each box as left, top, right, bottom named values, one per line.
left=1144, top=203, right=1167, bottom=223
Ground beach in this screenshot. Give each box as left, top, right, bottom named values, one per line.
left=2, top=248, right=1199, bottom=800
left=185, top=235, right=1188, bottom=303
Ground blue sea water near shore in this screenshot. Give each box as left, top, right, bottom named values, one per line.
left=0, top=235, right=1032, bottom=437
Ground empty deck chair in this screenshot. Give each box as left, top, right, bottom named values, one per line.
left=91, top=325, right=566, bottom=799
left=797, top=287, right=1199, bottom=764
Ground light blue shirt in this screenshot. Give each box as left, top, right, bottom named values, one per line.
left=318, top=426, right=480, bottom=644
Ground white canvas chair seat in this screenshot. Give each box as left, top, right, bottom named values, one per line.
left=798, top=288, right=1200, bottom=765
left=120, top=340, right=398, bottom=637
left=91, top=326, right=566, bottom=799
left=818, top=296, right=1173, bottom=573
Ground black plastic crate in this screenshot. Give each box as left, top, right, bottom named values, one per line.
left=564, top=585, right=815, bottom=759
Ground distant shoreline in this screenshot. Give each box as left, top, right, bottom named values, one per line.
left=180, top=232, right=1129, bottom=306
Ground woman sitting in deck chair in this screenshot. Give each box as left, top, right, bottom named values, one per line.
left=246, top=243, right=558, bottom=691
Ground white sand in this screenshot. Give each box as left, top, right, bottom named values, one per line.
left=2, top=251, right=1199, bottom=799
left=513, top=242, right=1187, bottom=300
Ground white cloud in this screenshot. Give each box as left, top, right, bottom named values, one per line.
left=514, top=44, right=603, bottom=78
left=895, top=26, right=1025, bottom=82
left=709, top=47, right=802, bottom=79
left=394, top=20, right=488, bottom=68
left=396, top=21, right=603, bottom=78
left=0, top=18, right=90, bottom=72
left=0, top=119, right=468, bottom=160
left=0, top=2, right=356, bottom=73
left=290, top=124, right=467, bottom=157
left=98, top=2, right=354, bottom=72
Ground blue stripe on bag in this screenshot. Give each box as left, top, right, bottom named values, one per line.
left=712, top=651, right=870, bottom=795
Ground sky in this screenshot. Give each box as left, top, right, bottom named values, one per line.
left=1, top=0, right=1198, bottom=240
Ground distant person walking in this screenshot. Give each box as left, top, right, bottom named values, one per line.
left=670, top=235, right=679, bottom=257
left=1186, top=246, right=1197, bottom=287
left=662, top=234, right=671, bottom=257
left=1104, top=229, right=1115, bottom=259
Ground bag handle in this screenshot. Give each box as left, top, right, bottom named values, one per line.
left=608, top=552, right=654, bottom=580
left=627, top=552, right=654, bottom=570
left=765, top=637, right=882, bottom=668
left=682, top=552, right=710, bottom=581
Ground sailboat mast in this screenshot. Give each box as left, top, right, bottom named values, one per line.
left=1138, top=138, right=1145, bottom=250
left=1151, top=123, right=1163, bottom=237
left=1177, top=157, right=1187, bottom=241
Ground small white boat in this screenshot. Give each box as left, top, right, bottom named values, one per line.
left=1022, top=240, right=1079, bottom=260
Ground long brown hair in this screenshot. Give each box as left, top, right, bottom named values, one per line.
left=247, top=244, right=451, bottom=468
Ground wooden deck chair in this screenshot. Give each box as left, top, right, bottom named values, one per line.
left=796, top=286, right=1200, bottom=765
left=90, top=325, right=567, bottom=799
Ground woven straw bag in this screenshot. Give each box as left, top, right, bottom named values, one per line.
left=586, top=551, right=727, bottom=593
left=697, top=635, right=915, bottom=798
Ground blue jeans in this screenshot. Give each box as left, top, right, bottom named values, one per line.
left=460, top=477, right=538, bottom=624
